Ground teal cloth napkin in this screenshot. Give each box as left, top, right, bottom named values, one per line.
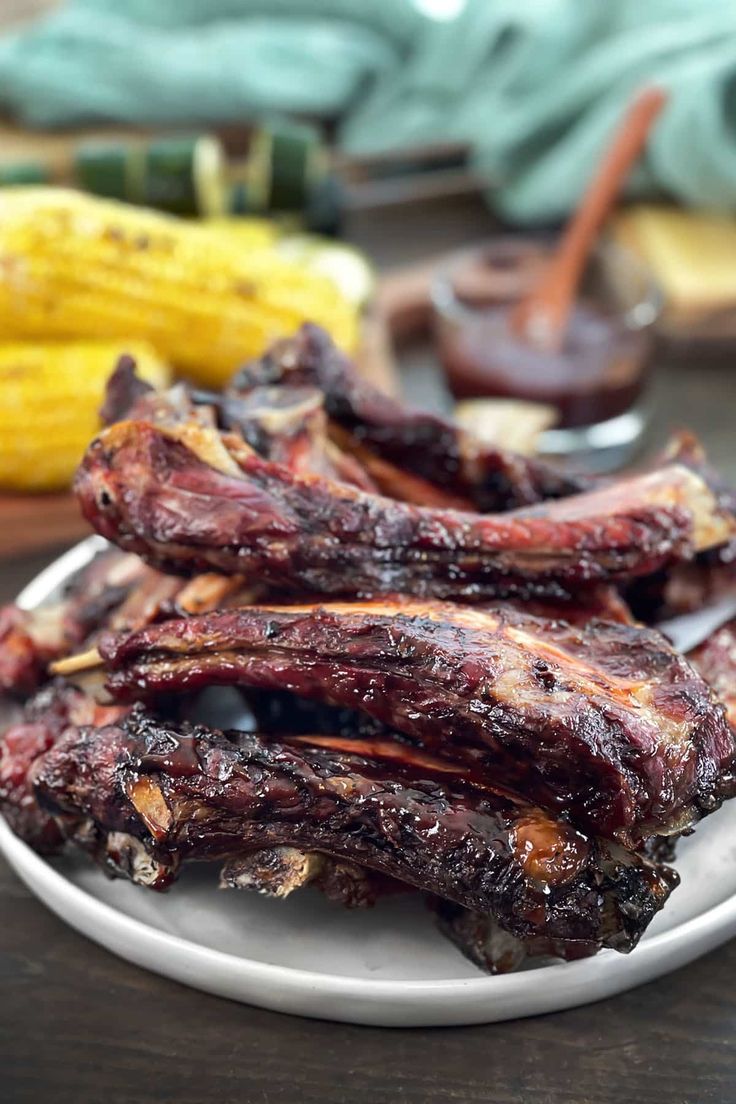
left=1, top=0, right=736, bottom=223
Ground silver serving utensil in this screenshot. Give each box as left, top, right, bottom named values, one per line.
left=658, top=594, right=736, bottom=655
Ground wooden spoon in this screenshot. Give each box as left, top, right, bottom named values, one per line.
left=511, top=86, right=668, bottom=352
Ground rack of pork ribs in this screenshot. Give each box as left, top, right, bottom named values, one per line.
left=3, top=324, right=736, bottom=975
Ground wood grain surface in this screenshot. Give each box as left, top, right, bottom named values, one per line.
left=3, top=851, right=736, bottom=1104
left=2, top=196, right=736, bottom=1104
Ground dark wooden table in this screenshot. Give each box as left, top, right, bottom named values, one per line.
left=3, top=199, right=736, bottom=1104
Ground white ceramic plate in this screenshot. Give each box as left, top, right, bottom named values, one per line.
left=3, top=538, right=736, bottom=1027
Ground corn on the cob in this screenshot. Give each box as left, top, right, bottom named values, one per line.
left=0, top=340, right=169, bottom=492
left=207, top=220, right=375, bottom=307
left=0, top=189, right=360, bottom=390
left=204, top=216, right=280, bottom=252
left=275, top=234, right=375, bottom=308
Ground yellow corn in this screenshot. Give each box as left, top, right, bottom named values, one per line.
left=0, top=188, right=360, bottom=389
left=0, top=340, right=169, bottom=492
left=204, top=216, right=280, bottom=252
left=207, top=220, right=375, bottom=307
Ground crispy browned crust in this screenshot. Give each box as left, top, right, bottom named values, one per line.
left=95, top=598, right=735, bottom=844
left=74, top=409, right=733, bottom=601
left=230, top=323, right=587, bottom=510
left=33, top=708, right=676, bottom=957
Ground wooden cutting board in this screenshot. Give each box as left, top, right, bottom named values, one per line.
left=0, top=313, right=400, bottom=559
left=0, top=492, right=91, bottom=558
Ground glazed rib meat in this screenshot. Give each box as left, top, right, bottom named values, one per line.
left=32, top=707, right=676, bottom=958
left=0, top=542, right=247, bottom=701
left=0, top=548, right=163, bottom=698
left=102, top=354, right=378, bottom=492
left=74, top=414, right=733, bottom=601
left=0, top=681, right=127, bottom=851
left=10, top=327, right=736, bottom=978
left=690, top=618, right=736, bottom=730
left=106, top=353, right=505, bottom=511
left=92, top=598, right=735, bottom=843
left=626, top=432, right=736, bottom=621
left=230, top=323, right=587, bottom=510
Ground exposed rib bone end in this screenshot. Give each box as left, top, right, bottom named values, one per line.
left=219, top=847, right=324, bottom=897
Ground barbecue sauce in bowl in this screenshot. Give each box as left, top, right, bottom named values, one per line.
left=432, top=239, right=658, bottom=431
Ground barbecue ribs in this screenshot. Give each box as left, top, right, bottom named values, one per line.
left=0, top=681, right=127, bottom=851
left=690, top=619, right=736, bottom=731
left=74, top=414, right=733, bottom=600
left=230, top=323, right=587, bottom=510
left=0, top=548, right=158, bottom=698
left=7, top=326, right=736, bottom=979
left=0, top=545, right=247, bottom=700
left=33, top=707, right=676, bottom=959
left=88, top=598, right=735, bottom=843
left=102, top=353, right=378, bottom=492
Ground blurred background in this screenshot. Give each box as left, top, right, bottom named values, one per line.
left=1, top=0, right=735, bottom=565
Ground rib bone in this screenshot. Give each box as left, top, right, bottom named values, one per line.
left=74, top=413, right=734, bottom=600
left=93, top=598, right=736, bottom=843
left=32, top=708, right=677, bottom=958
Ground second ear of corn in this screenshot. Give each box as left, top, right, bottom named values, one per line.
left=0, top=188, right=361, bottom=391
left=0, top=341, right=169, bottom=492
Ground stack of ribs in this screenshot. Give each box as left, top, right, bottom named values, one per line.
left=3, top=323, right=736, bottom=975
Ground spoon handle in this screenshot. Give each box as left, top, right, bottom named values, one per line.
left=512, top=86, right=668, bottom=352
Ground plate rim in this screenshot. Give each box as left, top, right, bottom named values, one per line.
left=3, top=537, right=736, bottom=1025
left=4, top=809, right=736, bottom=1026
